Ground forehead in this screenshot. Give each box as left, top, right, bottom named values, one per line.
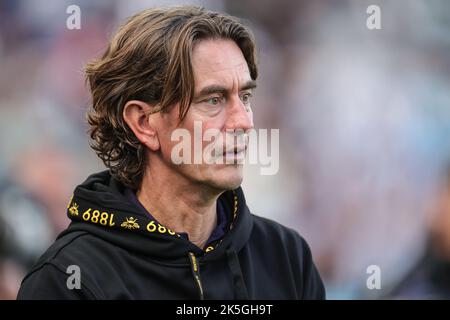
left=191, top=38, right=251, bottom=89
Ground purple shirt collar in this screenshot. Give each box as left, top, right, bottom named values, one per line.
left=123, top=188, right=229, bottom=246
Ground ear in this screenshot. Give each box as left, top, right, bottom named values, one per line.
left=123, top=100, right=160, bottom=151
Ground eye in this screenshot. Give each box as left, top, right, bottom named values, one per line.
left=203, top=96, right=225, bottom=106
left=240, top=92, right=253, bottom=105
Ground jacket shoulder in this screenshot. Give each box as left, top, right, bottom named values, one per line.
left=18, top=231, right=105, bottom=299
left=250, top=214, right=306, bottom=245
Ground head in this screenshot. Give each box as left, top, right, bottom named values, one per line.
left=86, top=6, right=258, bottom=193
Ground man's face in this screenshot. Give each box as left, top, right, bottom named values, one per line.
left=156, top=38, right=255, bottom=192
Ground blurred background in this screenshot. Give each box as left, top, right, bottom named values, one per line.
left=1, top=0, right=450, bottom=299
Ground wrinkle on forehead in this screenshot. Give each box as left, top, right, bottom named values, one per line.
left=192, top=39, right=252, bottom=90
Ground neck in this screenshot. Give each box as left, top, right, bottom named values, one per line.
left=137, top=162, right=221, bottom=249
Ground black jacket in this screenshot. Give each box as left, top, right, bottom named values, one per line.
left=17, top=171, right=325, bottom=300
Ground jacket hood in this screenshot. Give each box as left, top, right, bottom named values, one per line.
left=61, top=171, right=254, bottom=264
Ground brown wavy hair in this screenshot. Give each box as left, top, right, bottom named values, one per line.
left=85, top=6, right=258, bottom=190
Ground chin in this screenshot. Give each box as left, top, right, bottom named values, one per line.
left=207, top=164, right=244, bottom=191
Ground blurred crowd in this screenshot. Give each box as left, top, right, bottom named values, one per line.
left=1, top=0, right=450, bottom=299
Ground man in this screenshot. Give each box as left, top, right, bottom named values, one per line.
left=17, top=6, right=325, bottom=299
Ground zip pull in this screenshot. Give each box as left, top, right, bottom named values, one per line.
left=188, top=252, right=204, bottom=300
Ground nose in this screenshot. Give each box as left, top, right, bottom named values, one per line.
left=224, top=96, right=254, bottom=132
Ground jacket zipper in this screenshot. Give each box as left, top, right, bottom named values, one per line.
left=188, top=252, right=204, bottom=300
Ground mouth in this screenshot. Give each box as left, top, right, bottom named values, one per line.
left=223, top=145, right=247, bottom=163
left=223, top=144, right=247, bottom=155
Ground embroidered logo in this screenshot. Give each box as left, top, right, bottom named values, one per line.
left=69, top=203, right=79, bottom=216
left=121, top=217, right=140, bottom=230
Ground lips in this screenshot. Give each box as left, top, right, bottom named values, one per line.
left=223, top=145, right=247, bottom=156
left=221, top=145, right=247, bottom=164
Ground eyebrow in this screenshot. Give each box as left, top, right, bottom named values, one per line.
left=195, top=80, right=257, bottom=98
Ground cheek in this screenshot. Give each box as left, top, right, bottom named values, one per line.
left=201, top=118, right=228, bottom=153
left=164, top=107, right=230, bottom=165
left=156, top=114, right=182, bottom=160
left=203, top=117, right=226, bottom=133
left=185, top=110, right=227, bottom=142
left=247, top=109, right=254, bottom=126
left=157, top=131, right=177, bottom=164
